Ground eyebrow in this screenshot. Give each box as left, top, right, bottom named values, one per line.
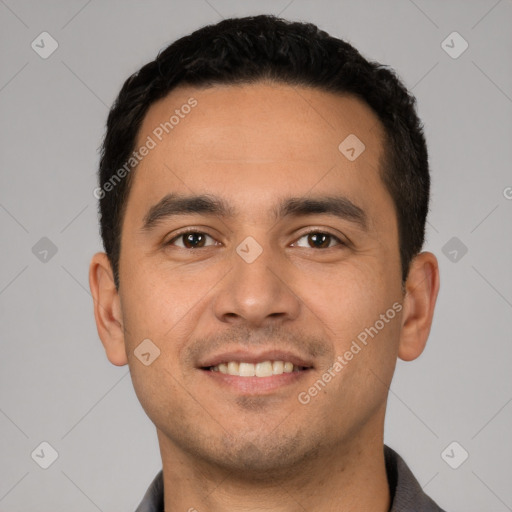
left=141, top=193, right=368, bottom=231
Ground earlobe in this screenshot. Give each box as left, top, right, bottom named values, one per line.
left=89, top=252, right=128, bottom=366
left=398, top=251, right=440, bottom=362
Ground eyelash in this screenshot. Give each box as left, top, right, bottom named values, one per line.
left=165, top=229, right=346, bottom=249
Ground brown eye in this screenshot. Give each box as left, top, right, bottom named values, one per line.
left=167, top=231, right=216, bottom=249
left=294, top=231, right=343, bottom=249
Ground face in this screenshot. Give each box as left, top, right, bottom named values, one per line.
left=116, top=83, right=406, bottom=475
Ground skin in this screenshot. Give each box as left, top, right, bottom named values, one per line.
left=89, top=82, right=440, bottom=512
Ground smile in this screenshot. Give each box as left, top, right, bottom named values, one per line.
left=207, top=360, right=308, bottom=377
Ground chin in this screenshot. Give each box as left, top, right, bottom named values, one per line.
left=192, top=431, right=323, bottom=480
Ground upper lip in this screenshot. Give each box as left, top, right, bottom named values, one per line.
left=198, top=349, right=314, bottom=369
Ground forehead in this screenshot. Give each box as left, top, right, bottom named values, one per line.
left=139, top=82, right=384, bottom=162
left=128, top=82, right=391, bottom=227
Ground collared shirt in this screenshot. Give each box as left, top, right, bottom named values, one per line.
left=134, top=445, right=447, bottom=512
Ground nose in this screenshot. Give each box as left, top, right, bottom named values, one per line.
left=212, top=239, right=301, bottom=328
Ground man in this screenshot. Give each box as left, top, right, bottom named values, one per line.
left=89, top=14, right=443, bottom=512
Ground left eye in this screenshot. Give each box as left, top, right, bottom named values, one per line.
left=293, top=232, right=343, bottom=249
left=167, top=231, right=217, bottom=249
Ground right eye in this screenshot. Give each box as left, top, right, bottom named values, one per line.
left=165, top=230, right=219, bottom=249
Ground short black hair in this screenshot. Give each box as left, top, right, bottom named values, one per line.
left=98, top=14, right=430, bottom=289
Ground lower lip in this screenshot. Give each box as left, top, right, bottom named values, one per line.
left=201, top=369, right=311, bottom=394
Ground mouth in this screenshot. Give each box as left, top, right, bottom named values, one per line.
left=198, top=351, right=314, bottom=394
left=203, top=360, right=310, bottom=377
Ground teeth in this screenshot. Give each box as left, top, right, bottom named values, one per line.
left=239, top=362, right=255, bottom=377
left=272, top=361, right=284, bottom=375
left=255, top=361, right=273, bottom=377
left=227, top=361, right=239, bottom=375
left=210, top=360, right=305, bottom=377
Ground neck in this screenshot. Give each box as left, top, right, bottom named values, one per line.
left=157, top=427, right=391, bottom=512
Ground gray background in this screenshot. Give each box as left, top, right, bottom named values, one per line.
left=1, top=0, right=511, bottom=510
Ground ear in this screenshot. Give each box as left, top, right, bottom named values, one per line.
left=398, top=251, right=440, bottom=361
left=89, top=252, right=128, bottom=366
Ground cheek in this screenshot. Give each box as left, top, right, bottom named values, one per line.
left=119, top=277, right=203, bottom=428
left=119, top=262, right=216, bottom=362
left=304, top=264, right=401, bottom=372
left=129, top=358, right=194, bottom=440
left=302, top=266, right=386, bottom=332
left=320, top=304, right=401, bottom=419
